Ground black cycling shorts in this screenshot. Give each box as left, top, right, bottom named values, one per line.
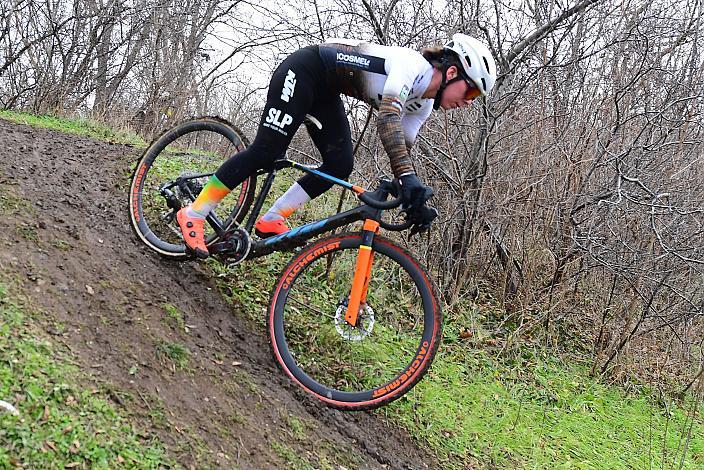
left=215, top=46, right=353, bottom=199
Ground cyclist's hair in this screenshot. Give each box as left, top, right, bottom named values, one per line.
left=421, top=46, right=462, bottom=70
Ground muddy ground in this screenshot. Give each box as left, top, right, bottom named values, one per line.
left=0, top=118, right=441, bottom=469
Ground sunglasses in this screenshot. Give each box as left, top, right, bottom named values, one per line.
left=463, top=79, right=482, bottom=101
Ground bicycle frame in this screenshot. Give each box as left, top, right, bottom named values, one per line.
left=208, top=158, right=392, bottom=327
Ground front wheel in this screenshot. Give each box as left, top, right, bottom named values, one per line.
left=269, top=233, right=442, bottom=410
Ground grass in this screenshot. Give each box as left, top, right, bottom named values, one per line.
left=162, top=303, right=186, bottom=332
left=0, top=284, right=171, bottom=468
left=15, top=222, right=39, bottom=244
left=271, top=441, right=314, bottom=469
left=52, top=239, right=73, bottom=251
left=0, top=109, right=145, bottom=146
left=0, top=183, right=33, bottom=217
left=155, top=340, right=191, bottom=370
left=385, top=348, right=704, bottom=468
left=282, top=412, right=307, bottom=441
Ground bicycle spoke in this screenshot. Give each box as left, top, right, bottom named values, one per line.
left=288, top=295, right=335, bottom=320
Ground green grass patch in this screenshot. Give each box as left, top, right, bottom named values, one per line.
left=0, top=184, right=33, bottom=217
left=155, top=340, right=191, bottom=370
left=0, top=284, right=171, bottom=468
left=14, top=223, right=39, bottom=244
left=283, top=412, right=307, bottom=441
left=51, top=239, right=73, bottom=251
left=271, top=441, right=313, bottom=469
left=162, top=303, right=186, bottom=332
left=385, top=349, right=704, bottom=468
left=0, top=110, right=145, bottom=146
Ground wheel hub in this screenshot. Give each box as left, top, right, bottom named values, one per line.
left=334, top=301, right=375, bottom=341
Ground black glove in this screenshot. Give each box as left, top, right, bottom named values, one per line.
left=398, top=174, right=438, bottom=235
left=408, top=205, right=438, bottom=236
left=398, top=174, right=427, bottom=210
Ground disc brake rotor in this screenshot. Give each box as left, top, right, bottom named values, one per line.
left=334, top=301, right=375, bottom=341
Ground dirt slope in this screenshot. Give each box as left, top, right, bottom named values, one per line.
left=0, top=118, right=440, bottom=469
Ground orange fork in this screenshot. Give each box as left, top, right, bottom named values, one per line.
left=345, top=219, right=380, bottom=326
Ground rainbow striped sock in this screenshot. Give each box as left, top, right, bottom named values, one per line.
left=187, top=175, right=231, bottom=219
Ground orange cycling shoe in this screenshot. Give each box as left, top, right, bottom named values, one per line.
left=176, top=209, right=209, bottom=259
left=254, top=217, right=290, bottom=238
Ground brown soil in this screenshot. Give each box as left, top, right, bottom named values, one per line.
left=0, top=118, right=440, bottom=469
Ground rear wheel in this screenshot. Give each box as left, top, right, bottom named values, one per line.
left=269, top=233, right=442, bottom=410
left=129, top=117, right=256, bottom=258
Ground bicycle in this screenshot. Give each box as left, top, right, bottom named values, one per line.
left=128, top=116, right=442, bottom=410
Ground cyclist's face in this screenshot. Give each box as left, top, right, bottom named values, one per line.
left=440, top=79, right=480, bottom=110
left=439, top=67, right=481, bottom=110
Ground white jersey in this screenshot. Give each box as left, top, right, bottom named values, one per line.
left=319, top=39, right=434, bottom=146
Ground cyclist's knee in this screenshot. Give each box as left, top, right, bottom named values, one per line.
left=248, top=137, right=286, bottom=164
left=319, top=147, right=353, bottom=180
left=336, top=155, right=354, bottom=179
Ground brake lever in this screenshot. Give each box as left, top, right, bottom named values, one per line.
left=406, top=206, right=438, bottom=238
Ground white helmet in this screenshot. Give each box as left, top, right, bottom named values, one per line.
left=443, top=33, right=497, bottom=96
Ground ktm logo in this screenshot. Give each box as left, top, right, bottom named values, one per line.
left=280, top=69, right=296, bottom=102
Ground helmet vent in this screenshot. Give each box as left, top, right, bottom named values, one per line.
left=465, top=56, right=472, bottom=67
left=481, top=78, right=487, bottom=91
left=483, top=57, right=490, bottom=73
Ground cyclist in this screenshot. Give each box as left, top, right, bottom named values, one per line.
left=177, top=34, right=497, bottom=258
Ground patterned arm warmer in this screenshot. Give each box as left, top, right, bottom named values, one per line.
left=377, top=95, right=414, bottom=177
